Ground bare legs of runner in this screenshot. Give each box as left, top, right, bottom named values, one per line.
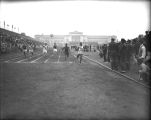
left=77, top=54, right=83, bottom=63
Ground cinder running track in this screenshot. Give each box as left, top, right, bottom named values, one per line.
left=0, top=49, right=149, bottom=120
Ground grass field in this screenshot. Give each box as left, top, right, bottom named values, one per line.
left=0, top=49, right=150, bottom=120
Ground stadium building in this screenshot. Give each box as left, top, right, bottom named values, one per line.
left=34, top=31, right=117, bottom=47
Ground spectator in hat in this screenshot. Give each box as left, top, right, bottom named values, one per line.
left=125, top=40, right=133, bottom=71
left=102, top=44, right=107, bottom=62
left=108, top=38, right=119, bottom=70
left=118, top=38, right=127, bottom=73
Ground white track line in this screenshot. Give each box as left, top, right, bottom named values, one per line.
left=44, top=54, right=53, bottom=63
left=15, top=58, right=29, bottom=63
left=5, top=53, right=40, bottom=63
left=84, top=56, right=150, bottom=89
left=44, top=59, right=49, bottom=63
left=53, top=61, right=73, bottom=64
left=15, top=53, right=41, bottom=63
left=30, top=55, right=43, bottom=63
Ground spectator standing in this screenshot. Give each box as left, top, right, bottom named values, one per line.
left=106, top=44, right=110, bottom=62
left=137, top=37, right=147, bottom=81
left=108, top=38, right=118, bottom=70
left=138, top=39, right=146, bottom=63
left=99, top=48, right=103, bottom=58
left=125, top=40, right=133, bottom=71
left=102, top=44, right=107, bottom=62
left=118, top=38, right=126, bottom=73
left=145, top=31, right=151, bottom=66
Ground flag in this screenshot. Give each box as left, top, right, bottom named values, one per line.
left=12, top=25, right=13, bottom=29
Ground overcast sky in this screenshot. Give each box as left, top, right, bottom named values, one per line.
left=0, top=0, right=150, bottom=40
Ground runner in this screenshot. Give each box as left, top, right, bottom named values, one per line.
left=22, top=43, right=28, bottom=58
left=43, top=43, right=47, bottom=54
left=62, top=43, right=70, bottom=61
left=53, top=43, right=57, bottom=53
left=28, top=44, right=34, bottom=56
left=53, top=43, right=58, bottom=55
left=77, top=42, right=84, bottom=63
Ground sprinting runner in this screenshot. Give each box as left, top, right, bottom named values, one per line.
left=53, top=43, right=57, bottom=52
left=53, top=43, right=58, bottom=55
left=43, top=43, right=47, bottom=54
left=22, top=43, right=27, bottom=58
left=77, top=42, right=84, bottom=63
left=62, top=43, right=70, bottom=60
left=28, top=44, right=34, bottom=56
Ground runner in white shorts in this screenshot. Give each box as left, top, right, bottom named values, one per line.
left=53, top=43, right=57, bottom=53
left=28, top=44, right=34, bottom=55
left=43, top=45, right=47, bottom=54
left=77, top=42, right=84, bottom=63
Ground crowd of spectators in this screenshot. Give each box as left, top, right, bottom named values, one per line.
left=98, top=31, right=151, bottom=82
left=0, top=28, right=42, bottom=55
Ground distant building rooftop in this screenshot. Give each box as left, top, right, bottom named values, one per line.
left=69, top=31, right=83, bottom=35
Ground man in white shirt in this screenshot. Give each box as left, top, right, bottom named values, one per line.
left=137, top=39, right=147, bottom=81
left=43, top=43, right=47, bottom=54
left=77, top=42, right=83, bottom=63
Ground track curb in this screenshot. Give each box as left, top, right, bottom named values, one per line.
left=84, top=56, right=150, bottom=89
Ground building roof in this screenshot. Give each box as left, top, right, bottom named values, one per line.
left=69, top=31, right=83, bottom=35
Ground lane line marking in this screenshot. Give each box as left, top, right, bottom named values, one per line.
left=4, top=53, right=40, bottom=63
left=30, top=55, right=43, bottom=63
left=44, top=59, right=49, bottom=63
left=44, top=54, right=54, bottom=63
left=15, top=58, right=29, bottom=63
left=15, top=53, right=41, bottom=63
